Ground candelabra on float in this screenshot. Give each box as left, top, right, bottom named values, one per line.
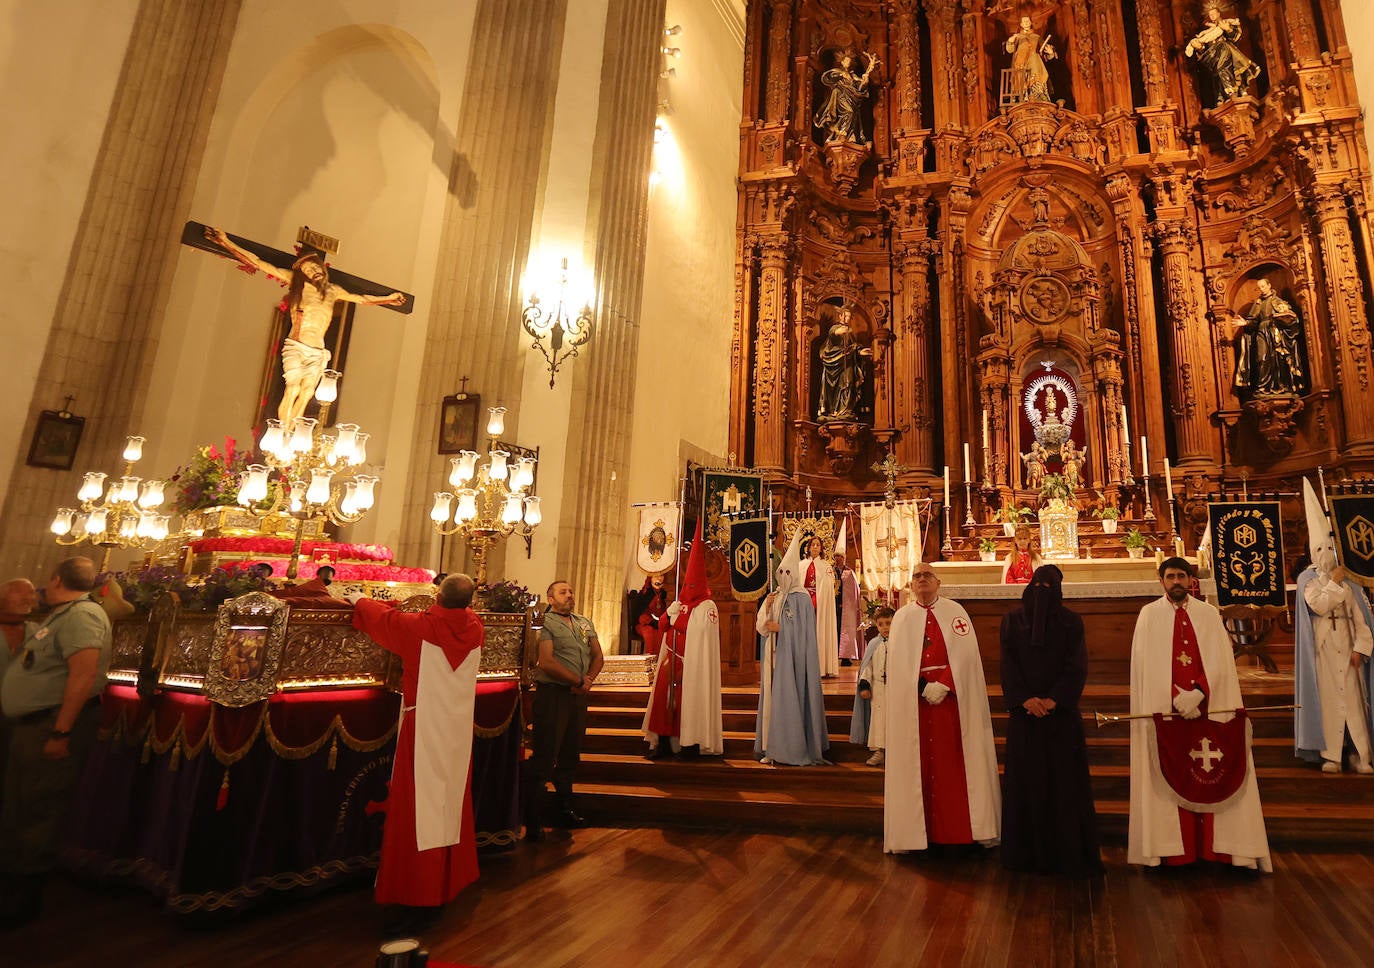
left=428, top=406, right=541, bottom=585
left=236, top=370, right=380, bottom=578
left=50, top=435, right=172, bottom=571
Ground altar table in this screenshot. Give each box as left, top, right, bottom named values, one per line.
left=61, top=681, right=521, bottom=914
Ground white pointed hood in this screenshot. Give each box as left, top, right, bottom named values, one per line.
left=1303, top=477, right=1337, bottom=575
left=775, top=527, right=805, bottom=600
left=835, top=517, right=848, bottom=556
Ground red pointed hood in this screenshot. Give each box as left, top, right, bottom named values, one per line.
left=679, top=519, right=711, bottom=609
left=425, top=602, right=486, bottom=670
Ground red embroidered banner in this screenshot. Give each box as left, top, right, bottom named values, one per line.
left=1152, top=710, right=1250, bottom=811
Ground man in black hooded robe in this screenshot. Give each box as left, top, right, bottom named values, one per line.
left=998, top=565, right=1103, bottom=875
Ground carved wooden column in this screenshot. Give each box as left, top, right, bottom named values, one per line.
left=764, top=0, right=792, bottom=124
left=1105, top=173, right=1163, bottom=479
left=1133, top=0, right=1185, bottom=155
left=891, top=219, right=936, bottom=473
left=923, top=0, right=961, bottom=119
left=889, top=0, right=925, bottom=177
left=978, top=357, right=1010, bottom=487
left=728, top=238, right=757, bottom=464
left=752, top=236, right=791, bottom=471
left=959, top=1, right=989, bottom=126
left=1150, top=216, right=1217, bottom=466
left=1307, top=183, right=1374, bottom=451
left=1248, top=0, right=1296, bottom=88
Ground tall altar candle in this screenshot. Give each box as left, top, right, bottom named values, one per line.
left=1163, top=458, right=1173, bottom=495
left=982, top=409, right=990, bottom=458
left=1120, top=404, right=1129, bottom=445
left=963, top=442, right=971, bottom=482
left=944, top=465, right=951, bottom=506
left=1139, top=435, right=1148, bottom=476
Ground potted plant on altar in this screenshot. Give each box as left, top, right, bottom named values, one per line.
left=477, top=579, right=534, bottom=613
left=1124, top=528, right=1148, bottom=559
left=172, top=436, right=277, bottom=536
left=995, top=505, right=1033, bottom=537
left=978, top=536, right=999, bottom=562
left=1097, top=506, right=1121, bottom=534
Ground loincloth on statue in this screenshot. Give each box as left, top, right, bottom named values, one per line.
left=281, top=337, right=331, bottom=385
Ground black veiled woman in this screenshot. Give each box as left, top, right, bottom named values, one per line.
left=999, top=565, right=1103, bottom=875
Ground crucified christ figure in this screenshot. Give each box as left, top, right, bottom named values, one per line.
left=204, top=225, right=406, bottom=424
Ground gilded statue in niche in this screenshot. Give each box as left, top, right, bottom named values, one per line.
left=814, top=49, right=880, bottom=145
left=1003, top=16, right=1057, bottom=105
left=1229, top=278, right=1308, bottom=398
left=1184, top=6, right=1261, bottom=107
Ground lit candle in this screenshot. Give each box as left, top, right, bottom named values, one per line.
left=1139, top=435, right=1148, bottom=476
left=944, top=465, right=951, bottom=506
left=963, top=442, right=971, bottom=482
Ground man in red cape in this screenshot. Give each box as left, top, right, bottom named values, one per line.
left=643, top=521, right=722, bottom=757
left=348, top=573, right=485, bottom=927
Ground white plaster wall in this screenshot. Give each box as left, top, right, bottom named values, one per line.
left=1344, top=0, right=1374, bottom=173
left=143, top=2, right=478, bottom=556
left=0, top=0, right=139, bottom=512
left=503, top=0, right=610, bottom=599
left=621, top=0, right=743, bottom=587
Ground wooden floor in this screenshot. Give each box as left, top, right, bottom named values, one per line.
left=10, top=827, right=1374, bottom=968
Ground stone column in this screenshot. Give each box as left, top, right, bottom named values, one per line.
left=0, top=0, right=241, bottom=578
left=751, top=237, right=791, bottom=471
left=555, top=0, right=665, bottom=648
left=1307, top=183, right=1374, bottom=451
left=1150, top=218, right=1218, bottom=466
left=396, top=0, right=570, bottom=567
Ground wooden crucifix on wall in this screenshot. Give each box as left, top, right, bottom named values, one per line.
left=182, top=221, right=414, bottom=433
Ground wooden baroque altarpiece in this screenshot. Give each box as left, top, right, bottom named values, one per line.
left=730, top=0, right=1374, bottom=554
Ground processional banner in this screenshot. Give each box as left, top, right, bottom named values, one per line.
left=1208, top=502, right=1285, bottom=611
left=1149, top=711, right=1251, bottom=812
left=858, top=502, right=922, bottom=593
left=727, top=517, right=770, bottom=602
left=635, top=503, right=681, bottom=577
left=1330, top=494, right=1374, bottom=588
left=699, top=471, right=764, bottom=549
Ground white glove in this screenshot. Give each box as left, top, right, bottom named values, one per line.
left=343, top=590, right=368, bottom=605
left=1172, top=687, right=1205, bottom=719
left=921, top=682, right=950, bottom=705
left=666, top=601, right=684, bottom=622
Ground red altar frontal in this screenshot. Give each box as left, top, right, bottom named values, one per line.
left=62, top=681, right=521, bottom=914
left=61, top=592, right=531, bottom=914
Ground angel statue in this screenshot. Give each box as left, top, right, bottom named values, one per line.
left=1059, top=439, right=1087, bottom=489
left=1184, top=5, right=1261, bottom=107
left=1021, top=440, right=1049, bottom=489
left=814, top=49, right=881, bottom=144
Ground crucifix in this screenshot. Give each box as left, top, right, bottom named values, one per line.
left=182, top=221, right=414, bottom=430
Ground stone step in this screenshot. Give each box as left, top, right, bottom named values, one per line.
left=573, top=753, right=1374, bottom=807
left=579, top=728, right=1305, bottom=769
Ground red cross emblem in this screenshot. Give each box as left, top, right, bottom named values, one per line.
left=952, top=618, right=970, bottom=636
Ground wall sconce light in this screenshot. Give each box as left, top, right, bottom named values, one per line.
left=664, top=24, right=682, bottom=36
left=521, top=258, right=594, bottom=389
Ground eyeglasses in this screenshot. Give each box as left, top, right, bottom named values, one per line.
left=912, top=571, right=937, bottom=579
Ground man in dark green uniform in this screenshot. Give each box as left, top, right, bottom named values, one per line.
left=0, top=556, right=111, bottom=929
left=525, top=579, right=604, bottom=840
